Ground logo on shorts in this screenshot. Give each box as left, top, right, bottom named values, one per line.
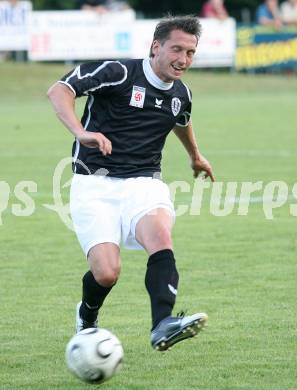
left=130, top=86, right=146, bottom=108
left=171, top=97, right=181, bottom=116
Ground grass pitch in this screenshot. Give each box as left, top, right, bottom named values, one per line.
left=0, top=63, right=297, bottom=389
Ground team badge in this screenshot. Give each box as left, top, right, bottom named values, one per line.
left=171, top=97, right=181, bottom=116
left=130, top=86, right=146, bottom=108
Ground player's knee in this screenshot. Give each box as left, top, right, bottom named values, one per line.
left=155, top=226, right=172, bottom=248
left=93, top=266, right=120, bottom=287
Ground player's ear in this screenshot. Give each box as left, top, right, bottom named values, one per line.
left=151, top=40, right=160, bottom=57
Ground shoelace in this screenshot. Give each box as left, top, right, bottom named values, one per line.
left=176, top=310, right=187, bottom=318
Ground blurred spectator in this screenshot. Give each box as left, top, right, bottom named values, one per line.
left=200, top=0, right=229, bottom=20
left=107, top=0, right=131, bottom=11
left=77, top=0, right=130, bottom=13
left=77, top=0, right=109, bottom=14
left=256, top=0, right=282, bottom=28
left=280, top=0, right=297, bottom=24
left=7, top=0, right=19, bottom=6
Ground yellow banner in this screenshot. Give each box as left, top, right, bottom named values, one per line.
left=236, top=38, right=297, bottom=69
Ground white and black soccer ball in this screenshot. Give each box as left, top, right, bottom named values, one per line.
left=65, top=328, right=124, bottom=384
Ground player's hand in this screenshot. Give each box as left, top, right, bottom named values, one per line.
left=191, top=154, right=215, bottom=182
left=77, top=132, right=112, bottom=156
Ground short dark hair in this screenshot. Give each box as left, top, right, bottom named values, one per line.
left=150, top=15, right=202, bottom=57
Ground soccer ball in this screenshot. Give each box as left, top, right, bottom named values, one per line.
left=65, top=328, right=124, bottom=384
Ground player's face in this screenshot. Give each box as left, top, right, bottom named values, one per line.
left=151, top=29, right=197, bottom=82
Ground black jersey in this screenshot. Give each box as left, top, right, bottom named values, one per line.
left=59, top=58, right=192, bottom=178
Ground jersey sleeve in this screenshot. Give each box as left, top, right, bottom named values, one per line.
left=58, top=60, right=127, bottom=97
left=175, top=85, right=192, bottom=127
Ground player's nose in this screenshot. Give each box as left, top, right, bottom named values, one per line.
left=177, top=52, right=187, bottom=66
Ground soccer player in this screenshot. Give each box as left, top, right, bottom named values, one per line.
left=47, top=15, right=215, bottom=351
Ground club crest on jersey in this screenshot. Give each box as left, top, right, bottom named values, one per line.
left=171, top=97, right=181, bottom=116
left=130, top=86, right=146, bottom=108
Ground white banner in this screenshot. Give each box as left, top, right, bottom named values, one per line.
left=28, top=10, right=136, bottom=60
left=195, top=18, right=236, bottom=67
left=0, top=1, right=32, bottom=50
left=130, top=19, right=236, bottom=67
left=0, top=10, right=236, bottom=67
left=130, top=20, right=158, bottom=59
left=28, top=13, right=235, bottom=67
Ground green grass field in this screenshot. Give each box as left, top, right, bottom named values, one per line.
left=1, top=62, right=297, bottom=389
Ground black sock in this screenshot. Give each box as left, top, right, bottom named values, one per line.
left=80, top=271, right=113, bottom=323
left=145, top=249, right=179, bottom=330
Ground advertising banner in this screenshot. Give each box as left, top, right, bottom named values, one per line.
left=194, top=18, right=236, bottom=67
left=28, top=13, right=236, bottom=67
left=236, top=25, right=297, bottom=70
left=0, top=1, right=32, bottom=51
left=131, top=18, right=236, bottom=68
left=28, top=10, right=136, bottom=61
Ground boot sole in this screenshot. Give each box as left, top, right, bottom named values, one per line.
left=153, top=314, right=208, bottom=351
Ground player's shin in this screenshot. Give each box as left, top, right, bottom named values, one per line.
left=80, top=270, right=113, bottom=323
left=145, top=249, right=179, bottom=330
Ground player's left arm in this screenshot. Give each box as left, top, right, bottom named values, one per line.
left=173, top=121, right=215, bottom=182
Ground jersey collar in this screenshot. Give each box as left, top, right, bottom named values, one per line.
left=142, top=58, right=173, bottom=91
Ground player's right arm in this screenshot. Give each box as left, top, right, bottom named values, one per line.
left=47, top=82, right=112, bottom=156
left=173, top=121, right=215, bottom=182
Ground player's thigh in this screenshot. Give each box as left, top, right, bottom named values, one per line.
left=135, top=208, right=174, bottom=255
left=70, top=174, right=122, bottom=255
left=88, top=243, right=121, bottom=286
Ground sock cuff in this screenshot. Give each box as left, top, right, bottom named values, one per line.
left=147, top=249, right=175, bottom=266
left=82, top=271, right=114, bottom=292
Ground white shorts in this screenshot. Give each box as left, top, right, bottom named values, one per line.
left=70, top=174, right=175, bottom=255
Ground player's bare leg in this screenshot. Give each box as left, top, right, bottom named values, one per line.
left=76, top=243, right=120, bottom=333
left=136, top=208, right=208, bottom=351
left=135, top=207, right=174, bottom=255
left=88, top=243, right=121, bottom=287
